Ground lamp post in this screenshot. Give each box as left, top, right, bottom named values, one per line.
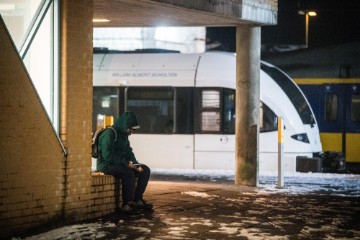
left=299, top=10, right=317, bottom=48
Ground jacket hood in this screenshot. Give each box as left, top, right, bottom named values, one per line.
left=113, top=112, right=140, bottom=133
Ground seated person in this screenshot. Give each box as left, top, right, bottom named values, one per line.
left=97, top=111, right=152, bottom=212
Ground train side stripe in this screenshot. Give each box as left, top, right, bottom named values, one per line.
left=320, top=133, right=343, bottom=152
left=294, top=78, right=360, bottom=85
left=346, top=134, right=360, bottom=163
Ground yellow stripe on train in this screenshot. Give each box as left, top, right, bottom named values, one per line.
left=294, top=78, right=360, bottom=85
left=346, top=134, right=360, bottom=163
left=320, top=133, right=360, bottom=163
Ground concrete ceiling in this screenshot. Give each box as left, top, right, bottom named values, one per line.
left=93, top=0, right=253, bottom=27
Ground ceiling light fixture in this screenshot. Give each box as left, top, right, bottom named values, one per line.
left=93, top=19, right=111, bottom=23
left=307, top=11, right=317, bottom=17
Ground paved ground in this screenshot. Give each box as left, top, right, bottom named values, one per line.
left=19, top=175, right=360, bottom=240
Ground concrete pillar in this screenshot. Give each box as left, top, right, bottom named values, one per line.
left=235, top=26, right=261, bottom=187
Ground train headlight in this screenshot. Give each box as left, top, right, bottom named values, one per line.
left=291, top=133, right=309, bottom=143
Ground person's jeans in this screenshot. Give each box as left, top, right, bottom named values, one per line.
left=103, top=164, right=151, bottom=205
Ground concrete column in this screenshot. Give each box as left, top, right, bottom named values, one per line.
left=235, top=26, right=261, bottom=186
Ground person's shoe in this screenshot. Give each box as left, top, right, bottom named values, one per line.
left=133, top=199, right=153, bottom=210
left=119, top=204, right=133, bottom=213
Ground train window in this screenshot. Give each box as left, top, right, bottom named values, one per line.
left=223, top=89, right=235, bottom=134
left=176, top=88, right=194, bottom=134
left=351, top=94, right=360, bottom=122
left=93, top=87, right=120, bottom=132
left=202, top=112, right=221, bottom=131
left=126, top=87, right=174, bottom=134
left=202, top=90, right=220, bottom=108
left=201, top=90, right=221, bottom=132
left=260, top=102, right=278, bottom=132
left=325, top=94, right=338, bottom=122
left=261, top=63, right=315, bottom=126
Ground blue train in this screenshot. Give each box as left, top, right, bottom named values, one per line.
left=296, top=78, right=360, bottom=172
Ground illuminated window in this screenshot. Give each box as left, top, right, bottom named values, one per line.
left=351, top=94, right=360, bottom=122
left=93, top=87, right=120, bottom=132
left=202, top=90, right=220, bottom=108
left=325, top=94, right=338, bottom=122
left=0, top=0, right=59, bottom=131
left=201, top=90, right=220, bottom=132
left=0, top=0, right=43, bottom=49
left=202, top=112, right=220, bottom=131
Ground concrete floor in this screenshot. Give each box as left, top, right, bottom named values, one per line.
left=18, top=174, right=360, bottom=239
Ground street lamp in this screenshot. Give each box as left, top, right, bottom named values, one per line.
left=298, top=10, right=317, bottom=48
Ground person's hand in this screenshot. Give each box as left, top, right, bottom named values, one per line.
left=128, top=161, right=143, bottom=172
left=128, top=161, right=136, bottom=169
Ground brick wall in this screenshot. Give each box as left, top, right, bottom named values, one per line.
left=0, top=18, right=67, bottom=237
left=0, top=1, right=124, bottom=238
left=0, top=6, right=121, bottom=235
left=59, top=0, right=94, bottom=222
left=91, top=174, right=121, bottom=218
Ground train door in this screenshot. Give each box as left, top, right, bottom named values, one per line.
left=345, top=84, right=360, bottom=163
left=194, top=88, right=236, bottom=169
left=320, top=83, right=360, bottom=163
left=315, top=84, right=343, bottom=153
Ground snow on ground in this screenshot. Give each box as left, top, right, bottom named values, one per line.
left=12, top=169, right=360, bottom=240
left=181, top=191, right=219, bottom=199
left=152, top=168, right=360, bottom=197
left=12, top=222, right=116, bottom=240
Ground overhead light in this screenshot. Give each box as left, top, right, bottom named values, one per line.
left=93, top=19, right=111, bottom=23
left=0, top=4, right=15, bottom=11
left=298, top=10, right=305, bottom=15
left=298, top=10, right=317, bottom=16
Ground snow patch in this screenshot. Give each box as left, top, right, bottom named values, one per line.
left=15, top=223, right=115, bottom=240
left=153, top=168, right=360, bottom=196
left=181, top=191, right=218, bottom=199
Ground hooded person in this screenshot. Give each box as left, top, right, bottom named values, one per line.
left=98, top=111, right=152, bottom=212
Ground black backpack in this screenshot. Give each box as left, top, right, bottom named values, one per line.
left=91, top=126, right=117, bottom=158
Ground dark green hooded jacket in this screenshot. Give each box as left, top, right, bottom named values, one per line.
left=97, top=112, right=140, bottom=172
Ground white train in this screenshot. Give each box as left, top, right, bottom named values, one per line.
left=93, top=51, right=322, bottom=173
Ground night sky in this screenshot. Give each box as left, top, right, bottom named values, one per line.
left=206, top=0, right=360, bottom=52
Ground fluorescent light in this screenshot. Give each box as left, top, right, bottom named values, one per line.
left=93, top=19, right=111, bottom=23
left=0, top=4, right=15, bottom=11
left=298, top=10, right=305, bottom=15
